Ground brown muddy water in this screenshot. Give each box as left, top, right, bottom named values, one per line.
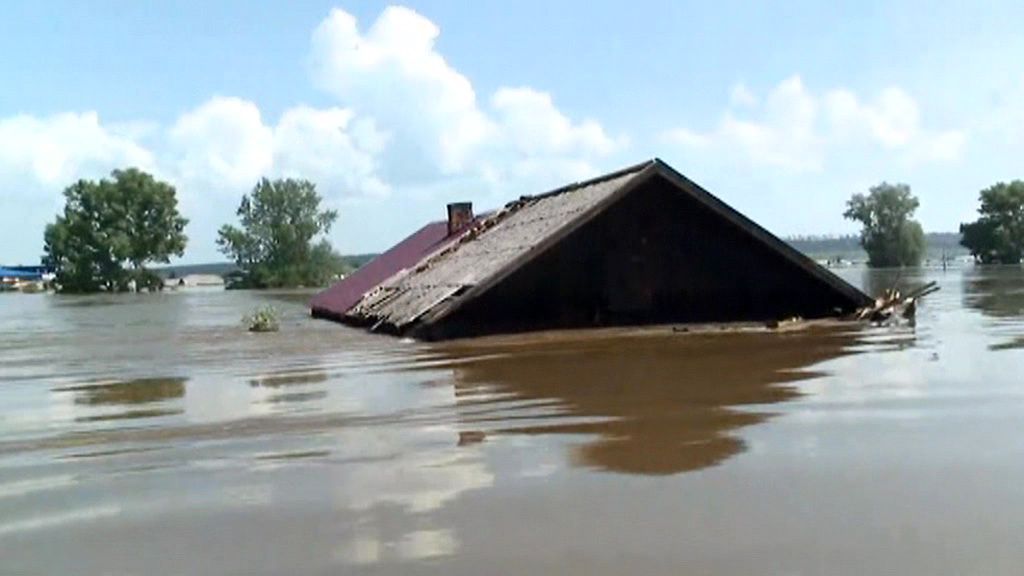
left=1, top=267, right=1023, bottom=575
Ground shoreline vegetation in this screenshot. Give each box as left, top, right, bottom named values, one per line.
left=144, top=234, right=972, bottom=286
left=785, top=232, right=969, bottom=264
left=16, top=168, right=1024, bottom=294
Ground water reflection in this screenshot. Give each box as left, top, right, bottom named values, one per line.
left=961, top=266, right=1024, bottom=350
left=249, top=370, right=330, bottom=406
left=325, top=423, right=492, bottom=568
left=54, top=377, right=186, bottom=422
left=74, top=408, right=182, bottom=423
left=962, top=266, right=1024, bottom=318
left=338, top=528, right=459, bottom=565
left=249, top=371, right=329, bottom=388
left=435, top=328, right=855, bottom=475
left=59, top=378, right=186, bottom=406
left=254, top=450, right=330, bottom=461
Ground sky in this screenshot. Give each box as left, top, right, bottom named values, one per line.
left=2, top=0, right=1023, bottom=264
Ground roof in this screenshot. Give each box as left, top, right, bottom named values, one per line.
left=343, top=159, right=870, bottom=335
left=310, top=219, right=474, bottom=319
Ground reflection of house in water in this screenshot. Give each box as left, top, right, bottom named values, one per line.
left=439, top=329, right=854, bottom=475
left=313, top=159, right=869, bottom=340
left=55, top=377, right=187, bottom=422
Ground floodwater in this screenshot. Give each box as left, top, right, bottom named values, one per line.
left=1, top=266, right=1023, bottom=575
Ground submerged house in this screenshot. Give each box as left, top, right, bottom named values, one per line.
left=311, top=159, right=870, bottom=341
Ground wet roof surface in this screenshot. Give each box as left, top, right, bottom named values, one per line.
left=310, top=221, right=467, bottom=318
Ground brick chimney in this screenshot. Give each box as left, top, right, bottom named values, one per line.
left=446, top=202, right=474, bottom=235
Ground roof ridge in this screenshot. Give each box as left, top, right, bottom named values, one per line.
left=383, top=164, right=653, bottom=289
left=512, top=159, right=656, bottom=205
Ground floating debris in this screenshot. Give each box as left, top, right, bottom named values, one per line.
left=855, top=280, right=940, bottom=324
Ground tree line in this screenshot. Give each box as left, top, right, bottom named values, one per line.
left=38, top=168, right=1024, bottom=293
left=43, top=169, right=345, bottom=293
left=844, top=180, right=1024, bottom=268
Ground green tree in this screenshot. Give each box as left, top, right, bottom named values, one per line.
left=843, top=182, right=926, bottom=268
left=217, top=178, right=344, bottom=288
left=42, top=169, right=188, bottom=293
left=959, top=180, right=1024, bottom=264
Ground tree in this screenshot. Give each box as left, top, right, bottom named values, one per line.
left=217, top=178, right=345, bottom=288
left=43, top=169, right=188, bottom=292
left=959, top=181, right=1024, bottom=264
left=843, top=182, right=926, bottom=268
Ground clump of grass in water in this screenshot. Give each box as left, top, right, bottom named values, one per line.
left=244, top=306, right=280, bottom=333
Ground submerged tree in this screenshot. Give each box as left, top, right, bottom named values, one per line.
left=217, top=178, right=345, bottom=288
left=43, top=169, right=188, bottom=292
left=959, top=180, right=1024, bottom=264
left=843, top=182, right=925, bottom=268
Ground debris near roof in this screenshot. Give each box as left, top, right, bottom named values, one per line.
left=855, top=281, right=940, bottom=323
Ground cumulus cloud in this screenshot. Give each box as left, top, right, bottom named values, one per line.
left=0, top=111, right=154, bottom=190
left=309, top=6, right=622, bottom=186
left=168, top=97, right=390, bottom=199
left=2, top=6, right=621, bottom=206
left=169, top=96, right=275, bottom=190
left=310, top=6, right=493, bottom=178
left=23, top=5, right=991, bottom=262
left=490, top=87, right=619, bottom=157
left=273, top=106, right=389, bottom=198
left=665, top=75, right=966, bottom=172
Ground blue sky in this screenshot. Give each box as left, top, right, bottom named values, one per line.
left=2, top=0, right=1023, bottom=264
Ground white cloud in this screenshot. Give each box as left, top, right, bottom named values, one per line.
left=490, top=87, right=618, bottom=157
left=273, top=106, right=389, bottom=198
left=169, top=96, right=274, bottom=190
left=167, top=97, right=390, bottom=199
left=665, top=75, right=966, bottom=172
left=725, top=76, right=821, bottom=171
left=1, top=6, right=620, bottom=209
left=309, top=6, right=622, bottom=187
left=0, top=111, right=154, bottom=189
left=310, top=6, right=493, bottom=178
left=824, top=86, right=964, bottom=160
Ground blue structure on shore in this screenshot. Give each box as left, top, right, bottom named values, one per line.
left=0, top=266, right=50, bottom=280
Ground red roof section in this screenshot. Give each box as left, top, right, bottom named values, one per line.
left=310, top=220, right=467, bottom=320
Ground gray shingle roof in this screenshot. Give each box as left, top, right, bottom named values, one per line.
left=344, top=158, right=871, bottom=336
left=345, top=162, right=652, bottom=332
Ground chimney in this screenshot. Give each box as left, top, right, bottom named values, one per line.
left=446, top=202, right=474, bottom=235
